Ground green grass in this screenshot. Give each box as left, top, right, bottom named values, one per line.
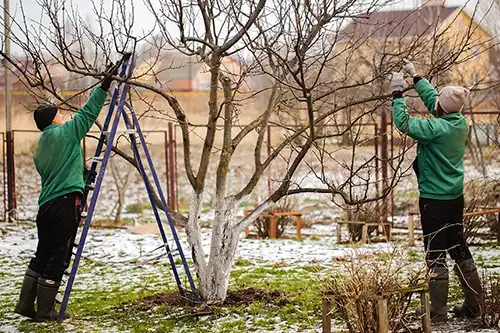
left=5, top=249, right=500, bottom=333
left=6, top=263, right=325, bottom=333
left=125, top=202, right=152, bottom=214
left=239, top=200, right=252, bottom=209
left=234, top=258, right=254, bottom=267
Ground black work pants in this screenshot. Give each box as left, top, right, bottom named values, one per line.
left=419, top=195, right=472, bottom=268
left=28, top=192, right=82, bottom=281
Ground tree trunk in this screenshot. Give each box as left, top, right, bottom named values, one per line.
left=115, top=191, right=124, bottom=223
left=184, top=191, right=208, bottom=294
left=199, top=196, right=240, bottom=301
left=184, top=190, right=243, bottom=302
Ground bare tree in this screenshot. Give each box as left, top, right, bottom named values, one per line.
left=109, top=159, right=133, bottom=223
left=0, top=0, right=494, bottom=301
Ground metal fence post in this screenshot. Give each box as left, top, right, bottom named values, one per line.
left=380, top=110, right=388, bottom=222
left=167, top=122, right=176, bottom=212
left=6, top=130, right=15, bottom=221
left=267, top=125, right=272, bottom=196
left=174, top=124, right=179, bottom=211
left=1, top=132, right=6, bottom=221
left=164, top=129, right=170, bottom=209
left=374, top=123, right=379, bottom=215
left=390, top=119, right=394, bottom=221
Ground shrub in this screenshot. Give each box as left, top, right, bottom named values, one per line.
left=253, top=197, right=298, bottom=238
left=344, top=202, right=382, bottom=242
left=323, top=248, right=427, bottom=333
left=463, top=179, right=500, bottom=244
left=125, top=202, right=152, bottom=214
left=480, top=270, right=500, bottom=328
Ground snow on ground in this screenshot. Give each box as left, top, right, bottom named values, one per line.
left=1, top=222, right=500, bottom=332
left=0, top=146, right=499, bottom=332
left=5, top=147, right=500, bottom=222
left=0, top=222, right=397, bottom=267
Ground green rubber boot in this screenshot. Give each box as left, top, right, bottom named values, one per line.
left=14, top=268, right=40, bottom=319
left=453, top=259, right=483, bottom=318
left=35, top=278, right=70, bottom=322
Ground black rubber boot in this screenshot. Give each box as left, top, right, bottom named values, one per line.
left=35, top=278, right=70, bottom=322
left=453, top=258, right=483, bottom=318
left=428, top=266, right=449, bottom=322
left=14, top=268, right=40, bottom=319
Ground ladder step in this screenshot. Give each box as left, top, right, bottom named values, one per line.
left=168, top=248, right=179, bottom=256
left=103, top=129, right=137, bottom=136
left=91, top=156, right=104, bottom=163
left=179, top=287, right=194, bottom=294
left=55, top=293, right=63, bottom=304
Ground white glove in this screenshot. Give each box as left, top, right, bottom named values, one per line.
left=391, top=72, right=404, bottom=93
left=403, top=59, right=416, bottom=77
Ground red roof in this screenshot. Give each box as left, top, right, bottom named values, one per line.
left=341, top=6, right=460, bottom=41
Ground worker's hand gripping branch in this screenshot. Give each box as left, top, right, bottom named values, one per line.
left=100, top=52, right=132, bottom=91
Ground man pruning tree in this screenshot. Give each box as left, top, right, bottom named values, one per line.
left=390, top=60, right=483, bottom=321
left=14, top=62, right=120, bottom=322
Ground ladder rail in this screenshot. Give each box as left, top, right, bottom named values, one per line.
left=119, top=108, right=186, bottom=297
left=57, top=53, right=200, bottom=320
left=81, top=60, right=131, bottom=209
left=126, top=104, right=200, bottom=303
left=57, top=72, right=133, bottom=322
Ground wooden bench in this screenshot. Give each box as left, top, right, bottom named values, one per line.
left=244, top=211, right=303, bottom=240
left=408, top=209, right=500, bottom=246
left=336, top=220, right=392, bottom=244
left=322, top=285, right=430, bottom=333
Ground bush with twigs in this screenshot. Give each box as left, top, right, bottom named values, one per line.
left=463, top=179, right=500, bottom=244
left=323, top=248, right=427, bottom=333
left=479, top=270, right=500, bottom=328
left=344, top=202, right=382, bottom=242
left=253, top=197, right=298, bottom=238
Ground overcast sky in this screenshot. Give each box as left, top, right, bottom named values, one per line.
left=4, top=0, right=499, bottom=55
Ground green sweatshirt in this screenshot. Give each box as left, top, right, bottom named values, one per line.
left=33, top=87, right=108, bottom=206
left=392, top=79, right=468, bottom=200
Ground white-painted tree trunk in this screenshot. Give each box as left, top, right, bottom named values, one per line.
left=201, top=195, right=240, bottom=301
left=184, top=191, right=207, bottom=289
left=185, top=189, right=273, bottom=302
left=184, top=188, right=244, bottom=301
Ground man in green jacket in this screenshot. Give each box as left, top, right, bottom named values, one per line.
left=14, top=65, right=118, bottom=322
left=391, top=61, right=482, bottom=321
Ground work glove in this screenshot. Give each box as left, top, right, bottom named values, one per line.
left=391, top=72, right=404, bottom=93
left=100, top=61, right=121, bottom=91
left=403, top=59, right=416, bottom=77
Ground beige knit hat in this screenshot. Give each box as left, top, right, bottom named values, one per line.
left=437, top=86, right=470, bottom=114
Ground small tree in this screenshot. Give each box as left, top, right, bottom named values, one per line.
left=109, top=159, right=133, bottom=224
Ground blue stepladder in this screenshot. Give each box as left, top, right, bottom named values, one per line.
left=57, top=53, right=200, bottom=321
